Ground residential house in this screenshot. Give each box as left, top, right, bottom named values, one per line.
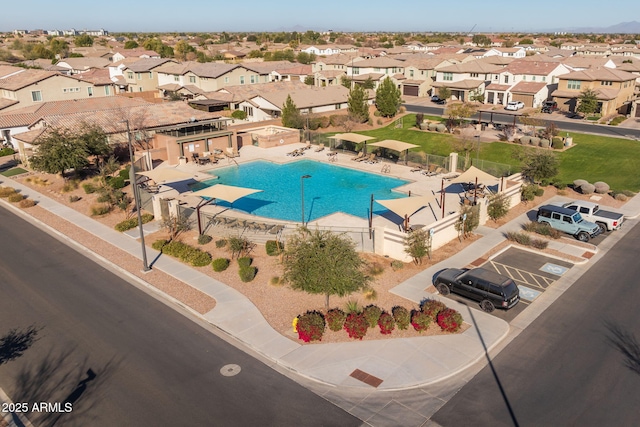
left=400, top=57, right=457, bottom=97
left=0, top=66, right=102, bottom=113
left=346, top=57, right=405, bottom=89
left=484, top=47, right=526, bottom=59
left=72, top=68, right=118, bottom=98
left=431, top=60, right=503, bottom=102
left=55, top=57, right=111, bottom=75
left=551, top=67, right=637, bottom=115
left=301, top=44, right=358, bottom=56
left=561, top=56, right=616, bottom=71
left=111, top=49, right=161, bottom=62
left=0, top=96, right=150, bottom=148
left=114, top=57, right=176, bottom=93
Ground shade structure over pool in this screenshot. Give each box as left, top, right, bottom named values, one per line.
left=327, top=133, right=376, bottom=144
left=376, top=194, right=436, bottom=231
left=192, top=183, right=263, bottom=204
left=368, top=139, right=420, bottom=164
left=136, top=168, right=193, bottom=183
left=450, top=166, right=499, bottom=185
left=192, top=184, right=264, bottom=235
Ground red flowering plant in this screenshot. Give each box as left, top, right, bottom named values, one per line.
left=326, top=308, right=347, bottom=332
left=411, top=309, right=432, bottom=332
left=437, top=308, right=464, bottom=333
left=392, top=306, right=411, bottom=330
left=420, top=299, right=447, bottom=322
left=296, top=310, right=326, bottom=342
left=377, top=311, right=396, bottom=335
left=344, top=313, right=369, bottom=340
left=362, top=305, right=383, bottom=328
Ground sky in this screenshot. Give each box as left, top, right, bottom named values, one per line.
left=3, top=0, right=637, bottom=33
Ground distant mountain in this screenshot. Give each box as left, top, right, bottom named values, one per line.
left=559, top=20, right=640, bottom=34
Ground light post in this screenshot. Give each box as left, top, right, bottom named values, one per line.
left=300, top=174, right=311, bottom=226
left=123, top=120, right=151, bottom=272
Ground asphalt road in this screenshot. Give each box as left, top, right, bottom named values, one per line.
left=431, top=221, right=640, bottom=426
left=0, top=207, right=361, bottom=427
left=403, top=103, right=640, bottom=140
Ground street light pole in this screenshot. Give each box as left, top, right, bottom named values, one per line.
left=301, top=174, right=311, bottom=226
left=124, top=120, right=151, bottom=272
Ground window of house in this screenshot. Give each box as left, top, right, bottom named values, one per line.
left=542, top=76, right=546, bottom=82
left=240, top=76, right=245, bottom=84
left=523, top=75, right=527, bottom=81
left=470, top=73, right=479, bottom=78
left=568, top=80, right=581, bottom=90
left=374, top=67, right=380, bottom=72
left=31, top=90, right=42, bottom=102
left=601, top=81, right=612, bottom=86
left=443, top=72, right=453, bottom=81
left=353, top=67, right=359, bottom=75
left=250, top=75, right=256, bottom=84
left=243, top=106, right=253, bottom=116
left=127, top=72, right=134, bottom=79
left=136, top=73, right=142, bottom=80
left=264, top=76, right=269, bottom=83
left=494, top=74, right=499, bottom=80
left=189, top=76, right=196, bottom=83
left=224, top=77, right=229, bottom=83
left=105, top=86, right=111, bottom=96
left=504, top=75, right=509, bottom=84
left=174, top=75, right=179, bottom=82
left=532, top=76, right=536, bottom=81
left=87, top=87, right=93, bottom=97
left=410, top=70, right=414, bottom=77
left=139, top=87, right=143, bottom=92
left=149, top=72, right=153, bottom=79
left=335, top=103, right=341, bottom=109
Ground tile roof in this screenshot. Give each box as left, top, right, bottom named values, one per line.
left=0, top=96, right=150, bottom=128
left=71, top=68, right=114, bottom=86
left=503, top=60, right=565, bottom=75
left=485, top=83, right=512, bottom=91
left=0, top=68, right=59, bottom=91
left=155, top=61, right=239, bottom=78
left=252, top=85, right=358, bottom=110
left=210, top=81, right=309, bottom=102
left=509, top=81, right=547, bottom=94
left=56, top=57, right=111, bottom=70
left=349, top=57, right=406, bottom=68
left=432, top=79, right=484, bottom=90
left=560, top=67, right=636, bottom=82
left=242, top=61, right=297, bottom=74
left=552, top=88, right=619, bottom=100
left=123, top=58, right=175, bottom=72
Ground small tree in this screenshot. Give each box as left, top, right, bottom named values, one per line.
left=577, top=88, right=599, bottom=116
left=161, top=213, right=191, bottom=240
left=487, top=193, right=510, bottom=222
left=469, top=89, right=485, bottom=103
left=347, top=84, right=369, bottom=123
left=521, top=151, right=559, bottom=184
left=455, top=205, right=480, bottom=237
left=282, top=228, right=371, bottom=310
left=445, top=102, right=477, bottom=129
left=29, top=128, right=90, bottom=178
left=404, top=228, right=430, bottom=265
left=303, top=75, right=315, bottom=86
left=438, top=87, right=451, bottom=101
left=453, top=127, right=480, bottom=170
left=281, top=95, right=304, bottom=129
left=362, top=76, right=375, bottom=90
left=375, top=77, right=402, bottom=118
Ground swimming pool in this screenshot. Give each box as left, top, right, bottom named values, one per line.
left=196, top=159, right=409, bottom=222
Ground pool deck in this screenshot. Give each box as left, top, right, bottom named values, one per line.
left=158, top=143, right=467, bottom=232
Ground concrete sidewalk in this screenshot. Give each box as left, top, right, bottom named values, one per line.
left=2, top=177, right=640, bottom=393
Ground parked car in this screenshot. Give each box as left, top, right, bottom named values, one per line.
left=433, top=267, right=520, bottom=313
left=505, top=101, right=525, bottom=111
left=541, top=100, right=558, bottom=113
left=536, top=204, right=602, bottom=242
left=431, top=95, right=446, bottom=105
left=562, top=200, right=624, bottom=232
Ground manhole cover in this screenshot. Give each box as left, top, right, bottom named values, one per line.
left=220, top=364, right=241, bottom=377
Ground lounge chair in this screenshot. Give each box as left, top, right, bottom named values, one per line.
left=421, top=164, right=438, bottom=176
left=410, top=165, right=424, bottom=172
left=268, top=224, right=284, bottom=235
left=364, top=153, right=378, bottom=164
left=351, top=151, right=365, bottom=161
left=191, top=153, right=200, bottom=163
left=315, top=143, right=325, bottom=152
left=286, top=149, right=300, bottom=157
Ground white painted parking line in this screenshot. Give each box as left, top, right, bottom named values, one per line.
left=489, top=261, right=555, bottom=291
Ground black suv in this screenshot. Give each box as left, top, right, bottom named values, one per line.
left=433, top=267, right=520, bottom=312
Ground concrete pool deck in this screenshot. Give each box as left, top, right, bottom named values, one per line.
left=160, top=142, right=472, bottom=232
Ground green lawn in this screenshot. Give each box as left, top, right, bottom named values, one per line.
left=329, top=114, right=640, bottom=192
left=0, top=167, right=28, bottom=177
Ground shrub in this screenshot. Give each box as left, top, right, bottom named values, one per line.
left=228, top=236, right=253, bottom=258
left=265, top=240, right=284, bottom=256
left=580, top=183, right=595, bottom=195
left=212, top=258, right=230, bottom=272
left=118, top=169, right=130, bottom=179
left=231, top=109, right=247, bottom=120
left=115, top=218, right=138, bottom=232
left=622, top=190, right=636, bottom=197
left=552, top=179, right=567, bottom=190
left=420, top=299, right=447, bottom=321
left=0, top=147, right=15, bottom=156
left=269, top=276, right=283, bottom=286
left=411, top=310, right=432, bottom=332
left=8, top=193, right=24, bottom=203
left=437, top=308, right=464, bottom=333
left=318, top=115, right=331, bottom=128
left=239, top=266, right=257, bottom=282
left=82, top=183, right=98, bottom=194
left=362, top=305, right=383, bottom=328
left=535, top=187, right=544, bottom=197
left=366, top=262, right=385, bottom=276
left=69, top=195, right=82, bottom=203
left=487, top=193, right=510, bottom=222
left=19, top=198, right=36, bottom=208
left=152, top=239, right=168, bottom=251
left=521, top=184, right=539, bottom=201
left=188, top=250, right=212, bottom=267
left=552, top=138, right=564, bottom=149
left=593, top=182, right=610, bottom=194
left=540, top=138, right=550, bottom=148
left=363, top=288, right=378, bottom=300
left=520, top=136, right=531, bottom=145
left=391, top=260, right=404, bottom=271
left=522, top=221, right=561, bottom=238
left=329, top=114, right=347, bottom=127
left=392, top=306, right=411, bottom=330
left=215, top=239, right=227, bottom=248
left=238, top=257, right=252, bottom=268
left=506, top=231, right=531, bottom=246
left=0, top=187, right=17, bottom=197
left=530, top=238, right=549, bottom=249
left=378, top=312, right=396, bottom=335
left=198, top=234, right=213, bottom=245
left=435, top=124, right=447, bottom=132
left=415, top=113, right=424, bottom=126
left=615, top=193, right=628, bottom=202
left=90, top=204, right=111, bottom=216
left=296, top=311, right=326, bottom=342
left=62, top=180, right=79, bottom=192
left=326, top=308, right=347, bottom=332
left=609, top=116, right=626, bottom=126
left=345, top=300, right=361, bottom=314
left=106, top=176, right=126, bottom=189
left=343, top=313, right=368, bottom=340
left=573, top=179, right=588, bottom=188
left=529, top=137, right=540, bottom=146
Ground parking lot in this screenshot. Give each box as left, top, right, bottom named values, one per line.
left=440, top=247, right=574, bottom=322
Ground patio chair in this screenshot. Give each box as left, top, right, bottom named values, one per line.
left=410, top=165, right=424, bottom=173
left=315, top=143, right=325, bottom=152
left=421, top=164, right=438, bottom=176
left=191, top=153, right=200, bottom=163
left=286, top=148, right=300, bottom=156
left=303, top=141, right=312, bottom=150
left=268, top=224, right=284, bottom=235
left=364, top=153, right=378, bottom=164
left=351, top=151, right=364, bottom=161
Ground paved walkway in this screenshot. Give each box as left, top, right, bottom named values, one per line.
left=2, top=177, right=640, bottom=396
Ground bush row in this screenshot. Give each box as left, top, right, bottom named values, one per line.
left=152, top=239, right=212, bottom=267
left=114, top=214, right=155, bottom=232
left=572, top=179, right=610, bottom=195
left=294, top=299, right=464, bottom=343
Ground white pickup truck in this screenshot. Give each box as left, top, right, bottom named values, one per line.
left=562, top=200, right=624, bottom=232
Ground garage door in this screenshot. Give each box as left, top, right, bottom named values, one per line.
left=403, top=85, right=419, bottom=96
left=511, top=93, right=534, bottom=107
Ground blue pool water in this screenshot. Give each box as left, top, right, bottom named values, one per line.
left=195, top=159, right=409, bottom=221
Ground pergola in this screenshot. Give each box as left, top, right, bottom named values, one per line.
left=327, top=133, right=376, bottom=152
left=191, top=184, right=263, bottom=234
left=368, top=140, right=420, bottom=164
left=376, top=194, right=436, bottom=232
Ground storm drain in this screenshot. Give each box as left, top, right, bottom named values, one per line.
left=220, top=364, right=241, bottom=377
left=350, top=369, right=383, bottom=388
